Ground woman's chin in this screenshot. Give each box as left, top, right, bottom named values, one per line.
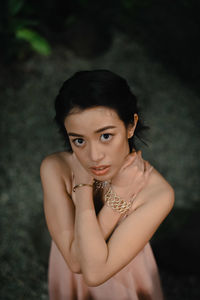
left=93, top=175, right=110, bottom=182
left=93, top=170, right=117, bottom=182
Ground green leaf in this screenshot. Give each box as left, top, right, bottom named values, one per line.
left=16, top=28, right=51, bottom=56
left=9, top=0, right=25, bottom=16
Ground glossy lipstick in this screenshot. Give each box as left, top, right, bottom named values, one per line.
left=90, top=165, right=110, bottom=176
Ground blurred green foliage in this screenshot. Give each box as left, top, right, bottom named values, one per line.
left=16, top=28, right=51, bottom=55
left=0, top=0, right=166, bottom=63
left=0, top=0, right=51, bottom=62
left=1, top=0, right=200, bottom=89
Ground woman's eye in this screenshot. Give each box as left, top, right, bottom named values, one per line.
left=100, top=133, right=113, bottom=142
left=73, top=138, right=85, bottom=147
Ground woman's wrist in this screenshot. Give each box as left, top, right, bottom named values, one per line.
left=110, top=184, right=135, bottom=202
left=104, top=185, right=136, bottom=215
left=73, top=183, right=93, bottom=192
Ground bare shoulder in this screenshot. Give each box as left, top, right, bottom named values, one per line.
left=40, top=151, right=71, bottom=172
left=40, top=151, right=73, bottom=193
left=148, top=167, right=174, bottom=190
left=134, top=167, right=175, bottom=213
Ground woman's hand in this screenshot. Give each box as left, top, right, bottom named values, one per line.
left=111, top=151, right=152, bottom=200
left=71, top=153, right=94, bottom=186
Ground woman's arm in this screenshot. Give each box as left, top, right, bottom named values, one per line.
left=96, top=152, right=151, bottom=241
left=75, top=150, right=149, bottom=243
left=41, top=153, right=174, bottom=286
left=40, top=154, right=121, bottom=273
left=40, top=155, right=81, bottom=273
left=73, top=165, right=174, bottom=287
left=97, top=204, right=121, bottom=241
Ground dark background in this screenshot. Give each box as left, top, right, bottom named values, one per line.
left=0, top=1, right=200, bottom=299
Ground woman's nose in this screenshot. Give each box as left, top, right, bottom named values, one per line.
left=88, top=143, right=104, bottom=162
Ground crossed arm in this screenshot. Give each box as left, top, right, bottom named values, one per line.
left=40, top=155, right=174, bottom=287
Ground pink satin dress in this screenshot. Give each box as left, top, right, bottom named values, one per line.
left=48, top=155, right=164, bottom=300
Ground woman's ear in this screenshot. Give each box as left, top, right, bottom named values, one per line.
left=127, top=113, right=138, bottom=138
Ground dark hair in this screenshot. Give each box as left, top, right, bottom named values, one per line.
left=54, top=69, right=149, bottom=152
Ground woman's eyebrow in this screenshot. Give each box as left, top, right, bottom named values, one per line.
left=95, top=125, right=116, bottom=133
left=68, top=126, right=116, bottom=137
left=68, top=132, right=84, bottom=137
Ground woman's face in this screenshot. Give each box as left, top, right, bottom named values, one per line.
left=64, top=106, right=137, bottom=181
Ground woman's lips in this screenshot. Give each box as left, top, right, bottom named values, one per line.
left=90, top=165, right=110, bottom=176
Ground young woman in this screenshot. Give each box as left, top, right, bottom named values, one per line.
left=40, top=70, right=174, bottom=300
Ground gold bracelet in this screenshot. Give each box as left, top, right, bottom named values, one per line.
left=73, top=183, right=93, bottom=192
left=105, top=187, right=135, bottom=215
